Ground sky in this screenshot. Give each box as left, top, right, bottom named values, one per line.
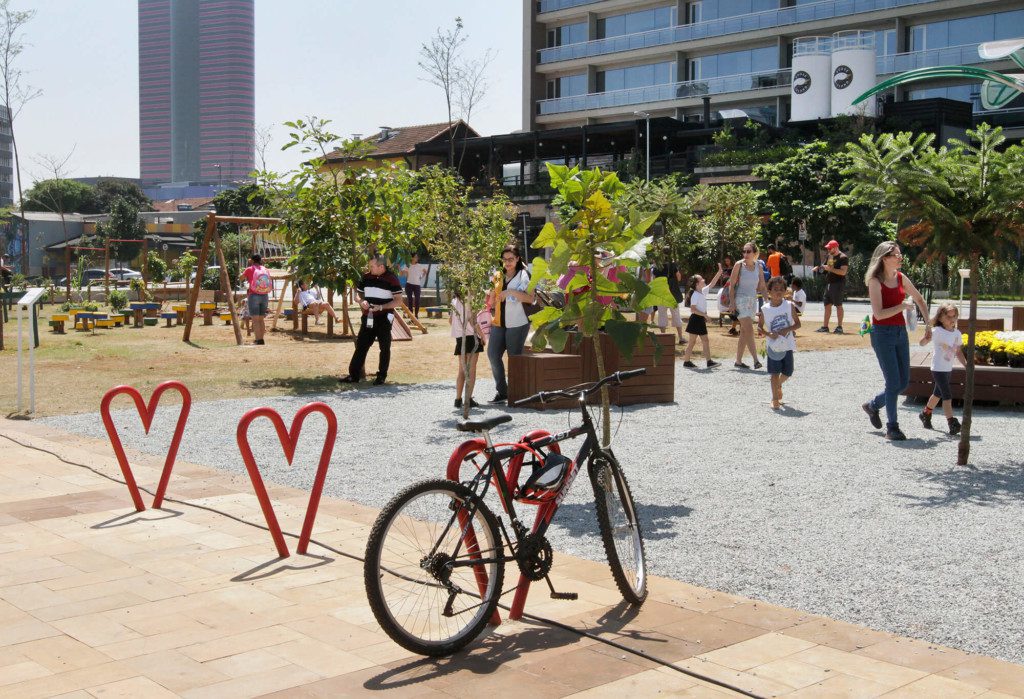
left=14, top=0, right=523, bottom=191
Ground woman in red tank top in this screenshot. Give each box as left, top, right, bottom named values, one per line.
left=861, top=241, right=931, bottom=441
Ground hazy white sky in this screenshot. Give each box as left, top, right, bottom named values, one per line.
left=15, top=0, right=523, bottom=189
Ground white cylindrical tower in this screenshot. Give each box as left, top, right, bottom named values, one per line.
left=830, top=30, right=876, bottom=117
left=790, top=37, right=832, bottom=122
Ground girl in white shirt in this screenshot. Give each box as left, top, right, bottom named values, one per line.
left=450, top=296, right=484, bottom=410
left=682, top=264, right=724, bottom=369
left=918, top=302, right=967, bottom=434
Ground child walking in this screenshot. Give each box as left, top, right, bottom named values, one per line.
left=919, top=302, right=967, bottom=435
left=682, top=263, right=724, bottom=369
left=758, top=276, right=801, bottom=409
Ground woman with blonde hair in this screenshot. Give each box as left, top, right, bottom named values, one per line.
left=727, top=242, right=768, bottom=369
left=861, top=241, right=931, bottom=441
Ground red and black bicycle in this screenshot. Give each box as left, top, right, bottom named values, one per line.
left=364, top=369, right=648, bottom=656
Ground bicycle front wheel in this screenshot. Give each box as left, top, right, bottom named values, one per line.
left=364, top=478, right=505, bottom=656
left=589, top=454, right=648, bottom=605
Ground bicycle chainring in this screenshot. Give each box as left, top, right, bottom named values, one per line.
left=516, top=532, right=553, bottom=581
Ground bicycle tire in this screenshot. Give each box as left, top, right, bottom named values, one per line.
left=589, top=454, right=648, bottom=605
left=364, top=478, right=505, bottom=656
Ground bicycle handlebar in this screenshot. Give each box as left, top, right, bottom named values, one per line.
left=512, top=368, right=646, bottom=407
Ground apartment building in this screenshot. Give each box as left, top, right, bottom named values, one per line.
left=523, top=0, right=1024, bottom=132
left=0, top=105, right=13, bottom=207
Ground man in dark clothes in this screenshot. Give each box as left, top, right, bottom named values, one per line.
left=340, top=255, right=403, bottom=386
left=814, top=239, right=849, bottom=334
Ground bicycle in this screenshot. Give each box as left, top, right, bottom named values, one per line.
left=363, top=369, right=648, bottom=656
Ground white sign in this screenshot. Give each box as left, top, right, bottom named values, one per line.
left=798, top=221, right=808, bottom=241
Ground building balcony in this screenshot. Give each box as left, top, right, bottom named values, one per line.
left=538, top=0, right=602, bottom=14
left=536, top=42, right=998, bottom=116
left=538, top=0, right=936, bottom=64
left=537, top=69, right=792, bottom=116
left=878, top=42, right=985, bottom=74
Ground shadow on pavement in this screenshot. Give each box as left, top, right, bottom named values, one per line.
left=231, top=552, right=333, bottom=582
left=91, top=507, right=184, bottom=529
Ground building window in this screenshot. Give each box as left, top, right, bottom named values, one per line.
left=907, top=84, right=981, bottom=110
left=687, top=2, right=702, bottom=24
left=908, top=9, right=1024, bottom=52
left=688, top=46, right=778, bottom=80
left=546, top=21, right=588, bottom=48
left=546, top=72, right=588, bottom=98
left=694, top=0, right=777, bottom=23
left=596, top=6, right=675, bottom=39
left=875, top=29, right=896, bottom=57
left=596, top=61, right=676, bottom=92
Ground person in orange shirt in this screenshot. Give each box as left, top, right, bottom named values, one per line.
left=766, top=244, right=784, bottom=278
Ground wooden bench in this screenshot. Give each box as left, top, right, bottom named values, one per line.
left=49, top=314, right=68, bottom=333
left=425, top=306, right=447, bottom=319
left=172, top=305, right=187, bottom=325
left=160, top=312, right=177, bottom=328
left=220, top=313, right=234, bottom=324
left=906, top=351, right=1024, bottom=404
left=94, top=319, right=117, bottom=329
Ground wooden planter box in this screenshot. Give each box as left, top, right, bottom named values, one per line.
left=906, top=352, right=1024, bottom=404
left=567, top=332, right=676, bottom=406
left=1014, top=307, right=1024, bottom=332
left=507, top=351, right=583, bottom=410
left=957, top=318, right=1004, bottom=332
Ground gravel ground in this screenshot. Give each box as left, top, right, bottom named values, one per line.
left=43, top=348, right=1024, bottom=664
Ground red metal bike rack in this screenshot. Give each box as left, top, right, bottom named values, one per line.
left=445, top=430, right=562, bottom=624
left=236, top=402, right=338, bottom=558
left=100, top=381, right=192, bottom=511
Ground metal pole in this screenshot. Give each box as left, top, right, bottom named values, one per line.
left=29, top=303, right=35, bottom=413
left=16, top=302, right=22, bottom=412
left=521, top=213, right=529, bottom=257
left=645, top=115, right=651, bottom=180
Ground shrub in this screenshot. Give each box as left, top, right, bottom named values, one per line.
left=107, top=289, right=129, bottom=312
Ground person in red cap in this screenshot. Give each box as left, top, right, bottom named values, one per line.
left=814, top=239, right=848, bottom=333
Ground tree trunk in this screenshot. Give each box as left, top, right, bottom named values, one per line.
left=957, top=252, right=980, bottom=466
left=591, top=334, right=612, bottom=448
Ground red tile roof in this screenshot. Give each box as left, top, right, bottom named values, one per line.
left=324, top=121, right=479, bottom=162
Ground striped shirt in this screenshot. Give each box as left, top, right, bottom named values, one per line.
left=357, top=272, right=401, bottom=319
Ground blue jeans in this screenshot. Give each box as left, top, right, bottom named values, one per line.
left=487, top=324, right=529, bottom=396
left=869, top=324, right=910, bottom=427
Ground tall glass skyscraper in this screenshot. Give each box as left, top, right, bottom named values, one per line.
left=138, top=0, right=254, bottom=184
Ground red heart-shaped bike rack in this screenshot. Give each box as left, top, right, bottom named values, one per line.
left=236, top=403, right=338, bottom=558
left=100, top=381, right=192, bottom=512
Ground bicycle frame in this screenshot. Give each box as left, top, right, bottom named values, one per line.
left=443, top=395, right=611, bottom=623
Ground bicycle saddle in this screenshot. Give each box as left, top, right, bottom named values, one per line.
left=456, top=414, right=513, bottom=432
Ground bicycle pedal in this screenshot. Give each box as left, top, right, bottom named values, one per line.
left=550, top=591, right=578, bottom=601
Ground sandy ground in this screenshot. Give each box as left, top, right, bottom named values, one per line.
left=3, top=303, right=894, bottom=417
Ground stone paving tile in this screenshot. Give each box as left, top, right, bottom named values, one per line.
left=2, top=421, right=1023, bottom=699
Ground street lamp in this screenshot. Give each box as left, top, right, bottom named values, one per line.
left=212, top=163, right=222, bottom=186
left=633, top=110, right=651, bottom=180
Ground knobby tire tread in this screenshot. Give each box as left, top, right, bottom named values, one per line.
left=590, top=457, right=648, bottom=606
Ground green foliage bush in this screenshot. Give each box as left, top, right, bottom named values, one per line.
left=146, top=251, right=168, bottom=281
left=700, top=145, right=798, bottom=167
left=107, top=289, right=129, bottom=312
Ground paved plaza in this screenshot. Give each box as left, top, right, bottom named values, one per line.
left=2, top=418, right=1024, bottom=697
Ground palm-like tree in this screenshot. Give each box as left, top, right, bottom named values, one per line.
left=844, top=123, right=1024, bottom=465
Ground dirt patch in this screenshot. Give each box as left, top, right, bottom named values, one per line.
left=1, top=305, right=899, bottom=417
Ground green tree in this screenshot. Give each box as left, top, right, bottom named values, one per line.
left=23, top=178, right=98, bottom=214
left=690, top=184, right=762, bottom=267
left=192, top=182, right=272, bottom=244
left=95, top=178, right=152, bottom=213
left=755, top=141, right=889, bottom=260
left=529, top=164, right=675, bottom=446
left=94, top=197, right=147, bottom=263
left=257, top=117, right=416, bottom=332
left=146, top=250, right=168, bottom=282
left=412, top=166, right=514, bottom=417
left=844, top=124, right=1024, bottom=466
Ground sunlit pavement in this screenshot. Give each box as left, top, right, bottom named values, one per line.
left=1, top=418, right=1022, bottom=698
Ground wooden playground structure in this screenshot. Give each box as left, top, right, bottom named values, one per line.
left=182, top=212, right=428, bottom=346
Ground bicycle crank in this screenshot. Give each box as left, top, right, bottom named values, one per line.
left=516, top=532, right=553, bottom=581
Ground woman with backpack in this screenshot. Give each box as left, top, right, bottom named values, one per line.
left=242, top=254, right=273, bottom=345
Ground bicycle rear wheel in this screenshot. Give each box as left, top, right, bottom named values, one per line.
left=364, top=478, right=505, bottom=656
left=589, top=454, right=647, bottom=605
